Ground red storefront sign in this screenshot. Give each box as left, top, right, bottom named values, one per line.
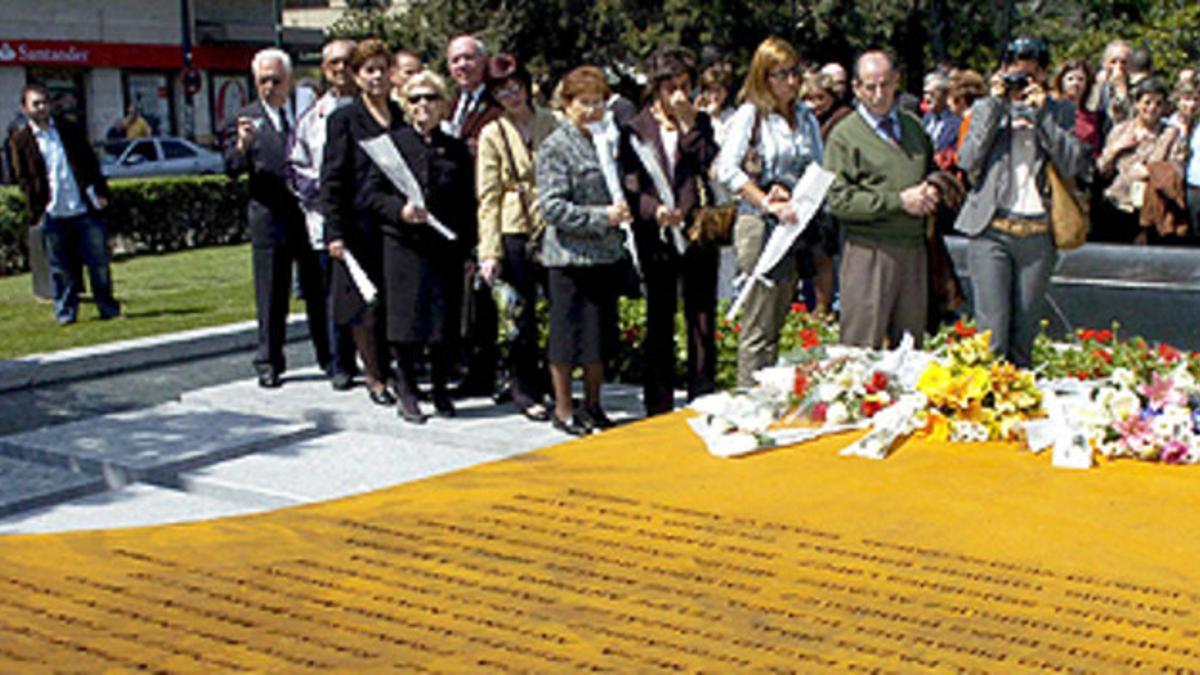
left=0, top=38, right=261, bottom=72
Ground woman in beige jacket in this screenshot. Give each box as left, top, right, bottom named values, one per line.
left=476, top=54, right=561, bottom=422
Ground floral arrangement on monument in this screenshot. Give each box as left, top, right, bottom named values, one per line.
left=688, top=314, right=1200, bottom=468
left=916, top=322, right=1044, bottom=443
left=1032, top=323, right=1200, bottom=466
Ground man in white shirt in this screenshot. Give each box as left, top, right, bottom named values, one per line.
left=288, top=39, right=359, bottom=390
left=10, top=83, right=120, bottom=324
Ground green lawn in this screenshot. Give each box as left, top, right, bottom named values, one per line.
left=0, top=244, right=303, bottom=360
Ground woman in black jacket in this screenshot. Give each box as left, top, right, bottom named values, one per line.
left=358, top=70, right=477, bottom=423
left=618, top=46, right=720, bottom=416
left=320, top=38, right=406, bottom=406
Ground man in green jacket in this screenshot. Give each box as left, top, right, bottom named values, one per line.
left=824, top=50, right=938, bottom=349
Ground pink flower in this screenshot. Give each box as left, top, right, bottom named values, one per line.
left=1160, top=440, right=1193, bottom=465
left=1112, top=417, right=1155, bottom=456
left=1138, top=373, right=1186, bottom=411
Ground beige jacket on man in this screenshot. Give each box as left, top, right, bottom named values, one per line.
left=476, top=105, right=560, bottom=260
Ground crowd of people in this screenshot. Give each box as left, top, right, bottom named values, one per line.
left=15, top=29, right=1200, bottom=435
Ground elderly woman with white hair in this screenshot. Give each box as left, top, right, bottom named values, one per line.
left=358, top=70, right=478, bottom=424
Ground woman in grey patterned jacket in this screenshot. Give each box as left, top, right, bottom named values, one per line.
left=535, top=65, right=631, bottom=436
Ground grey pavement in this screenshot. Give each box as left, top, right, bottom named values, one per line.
left=0, top=322, right=657, bottom=535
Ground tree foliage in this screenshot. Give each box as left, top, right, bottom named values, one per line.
left=329, top=0, right=1200, bottom=93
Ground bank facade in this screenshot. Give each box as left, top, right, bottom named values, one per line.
left=1, top=0, right=321, bottom=147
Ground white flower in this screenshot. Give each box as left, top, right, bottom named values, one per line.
left=1072, top=400, right=1111, bottom=430
left=1110, top=367, right=1137, bottom=389
left=815, top=383, right=841, bottom=403
left=826, top=402, right=850, bottom=424
left=1108, top=388, right=1141, bottom=420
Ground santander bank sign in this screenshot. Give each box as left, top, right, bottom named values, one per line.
left=0, top=41, right=91, bottom=65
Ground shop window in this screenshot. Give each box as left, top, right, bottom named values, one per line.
left=25, top=67, right=87, bottom=132
left=124, top=72, right=175, bottom=136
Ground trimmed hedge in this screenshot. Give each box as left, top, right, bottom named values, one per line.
left=0, top=175, right=249, bottom=276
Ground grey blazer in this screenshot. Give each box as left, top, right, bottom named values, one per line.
left=953, top=96, right=1088, bottom=236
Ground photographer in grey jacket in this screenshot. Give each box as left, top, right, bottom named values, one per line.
left=954, top=37, right=1088, bottom=367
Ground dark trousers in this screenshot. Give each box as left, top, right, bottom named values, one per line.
left=42, top=212, right=119, bottom=323
left=1188, top=186, right=1200, bottom=240
left=318, top=251, right=358, bottom=377
left=252, top=239, right=331, bottom=376
left=460, top=270, right=499, bottom=393
left=643, top=244, right=719, bottom=416
left=501, top=234, right=548, bottom=407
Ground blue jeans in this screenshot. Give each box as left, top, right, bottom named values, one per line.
left=42, top=213, right=120, bottom=323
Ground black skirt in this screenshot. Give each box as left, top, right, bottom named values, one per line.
left=383, top=231, right=464, bottom=344
left=547, top=263, right=619, bottom=366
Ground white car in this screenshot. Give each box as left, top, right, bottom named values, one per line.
left=101, top=136, right=224, bottom=178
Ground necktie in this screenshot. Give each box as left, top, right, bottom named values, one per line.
left=278, top=109, right=290, bottom=138
left=879, top=116, right=899, bottom=144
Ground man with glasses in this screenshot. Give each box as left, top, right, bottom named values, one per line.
left=445, top=34, right=503, bottom=399
left=824, top=50, right=939, bottom=349
left=225, top=47, right=332, bottom=389
left=288, top=39, right=359, bottom=391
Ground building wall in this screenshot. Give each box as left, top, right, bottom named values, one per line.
left=0, top=0, right=179, bottom=44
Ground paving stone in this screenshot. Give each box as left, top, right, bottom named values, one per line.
left=0, top=456, right=107, bottom=518
left=176, top=431, right=507, bottom=505
left=179, top=367, right=654, bottom=456
left=0, top=402, right=317, bottom=485
left=0, top=483, right=256, bottom=534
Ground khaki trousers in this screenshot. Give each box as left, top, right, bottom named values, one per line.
left=838, top=238, right=928, bottom=349
left=733, top=213, right=800, bottom=388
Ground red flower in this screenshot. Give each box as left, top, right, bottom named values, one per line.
left=810, top=402, right=828, bottom=422
left=1091, top=348, right=1112, bottom=364
left=793, top=369, right=809, bottom=398
left=799, top=328, right=821, bottom=349
left=733, top=323, right=742, bottom=334
left=1095, top=329, right=1114, bottom=344
left=953, top=319, right=977, bottom=338
left=865, top=371, right=888, bottom=394
left=790, top=302, right=808, bottom=314
left=715, top=330, right=723, bottom=340
left=860, top=399, right=884, bottom=417
left=1158, top=343, right=1181, bottom=363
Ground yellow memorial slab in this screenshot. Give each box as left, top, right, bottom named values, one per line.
left=2, top=412, right=1199, bottom=672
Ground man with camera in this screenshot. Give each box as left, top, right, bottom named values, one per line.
left=954, top=37, right=1087, bottom=367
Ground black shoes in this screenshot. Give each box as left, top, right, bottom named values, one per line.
left=521, top=402, right=551, bottom=422
left=398, top=397, right=427, bottom=424
left=330, top=372, right=355, bottom=391
left=432, top=392, right=457, bottom=418
left=577, top=406, right=615, bottom=432
left=257, top=371, right=282, bottom=389
left=551, top=412, right=588, bottom=436
left=368, top=385, right=397, bottom=406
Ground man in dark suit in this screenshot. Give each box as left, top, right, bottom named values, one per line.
left=445, top=34, right=503, bottom=398
left=224, top=48, right=331, bottom=388
left=11, top=83, right=120, bottom=324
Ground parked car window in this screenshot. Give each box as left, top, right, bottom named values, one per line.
left=103, top=140, right=131, bottom=161
left=161, top=141, right=196, bottom=160
left=126, top=140, right=158, bottom=163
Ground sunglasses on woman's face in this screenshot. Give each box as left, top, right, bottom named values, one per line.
left=408, top=92, right=440, bottom=104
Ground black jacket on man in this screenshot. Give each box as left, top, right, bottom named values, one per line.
left=10, top=115, right=110, bottom=225
left=224, top=100, right=330, bottom=379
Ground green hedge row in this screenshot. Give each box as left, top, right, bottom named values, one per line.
left=0, top=175, right=249, bottom=276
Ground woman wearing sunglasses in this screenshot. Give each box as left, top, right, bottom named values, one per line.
left=358, top=71, right=478, bottom=423
left=713, top=36, right=824, bottom=387
left=475, top=54, right=561, bottom=423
